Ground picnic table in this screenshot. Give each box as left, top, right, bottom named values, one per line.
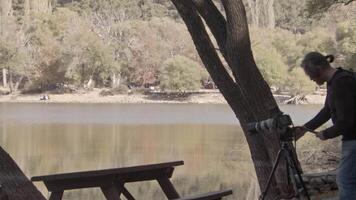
left=31, top=161, right=232, bottom=200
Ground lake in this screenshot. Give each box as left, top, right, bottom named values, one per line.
left=0, top=103, right=322, bottom=199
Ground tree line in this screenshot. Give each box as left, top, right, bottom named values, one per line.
left=0, top=0, right=355, bottom=95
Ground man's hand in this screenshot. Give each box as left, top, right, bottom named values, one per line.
left=315, top=131, right=327, bottom=140
left=293, top=126, right=308, bottom=141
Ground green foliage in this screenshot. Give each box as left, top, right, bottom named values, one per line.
left=0, top=39, right=17, bottom=68
left=111, top=17, right=197, bottom=87
left=252, top=45, right=288, bottom=88
left=305, top=0, right=355, bottom=16
left=284, top=68, right=315, bottom=96
left=348, top=54, right=356, bottom=69
left=335, top=21, right=356, bottom=70
left=63, top=20, right=117, bottom=87
left=0, top=15, right=28, bottom=76
left=1, top=0, right=355, bottom=96
left=270, top=29, right=304, bottom=69
left=250, top=27, right=336, bottom=94
left=274, top=0, right=310, bottom=31
left=297, top=28, right=337, bottom=55
left=22, top=8, right=117, bottom=89
left=12, top=0, right=26, bottom=24
left=25, top=12, right=66, bottom=88
left=159, top=56, right=203, bottom=91
left=60, top=0, right=177, bottom=21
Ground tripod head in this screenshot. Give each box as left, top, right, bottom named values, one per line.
left=280, top=127, right=298, bottom=142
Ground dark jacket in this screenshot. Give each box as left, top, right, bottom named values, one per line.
left=304, top=68, right=356, bottom=141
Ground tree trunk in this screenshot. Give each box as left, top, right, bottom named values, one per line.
left=0, top=0, right=12, bottom=16
left=87, top=76, right=94, bottom=88
left=14, top=75, right=24, bottom=93
left=8, top=68, right=13, bottom=93
left=111, top=73, right=121, bottom=88
left=245, top=0, right=275, bottom=28
left=262, top=0, right=275, bottom=28
left=0, top=0, right=12, bottom=37
left=246, top=0, right=260, bottom=27
left=2, top=68, right=7, bottom=88
left=111, top=73, right=117, bottom=88
left=171, top=1, right=295, bottom=199
left=0, top=147, right=46, bottom=200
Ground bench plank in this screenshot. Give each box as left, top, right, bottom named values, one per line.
left=42, top=167, right=176, bottom=191
left=32, top=161, right=184, bottom=182
left=174, top=190, right=233, bottom=200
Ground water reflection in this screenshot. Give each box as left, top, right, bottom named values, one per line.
left=0, top=103, right=322, bottom=199
left=1, top=122, right=254, bottom=199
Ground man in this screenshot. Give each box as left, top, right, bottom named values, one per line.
left=295, top=52, right=356, bottom=200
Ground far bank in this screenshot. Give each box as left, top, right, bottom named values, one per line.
left=0, top=89, right=325, bottom=104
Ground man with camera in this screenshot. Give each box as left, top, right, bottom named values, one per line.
left=295, top=52, right=356, bottom=200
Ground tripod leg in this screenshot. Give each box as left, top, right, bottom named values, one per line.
left=260, top=149, right=285, bottom=200
left=286, top=149, right=311, bottom=200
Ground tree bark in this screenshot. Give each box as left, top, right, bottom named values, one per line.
left=171, top=0, right=295, bottom=199
left=0, top=0, right=12, bottom=16
left=14, top=75, right=24, bottom=93
left=191, top=0, right=227, bottom=56
left=0, top=147, right=46, bottom=200
left=87, top=76, right=94, bottom=88
left=111, top=73, right=121, bottom=88
left=245, top=0, right=275, bottom=28
left=263, top=0, right=275, bottom=28
left=8, top=68, right=13, bottom=93
left=221, top=0, right=291, bottom=195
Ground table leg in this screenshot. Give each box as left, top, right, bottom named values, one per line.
left=122, top=187, right=135, bottom=200
left=101, top=184, right=122, bottom=200
left=49, top=191, right=63, bottom=200
left=157, top=177, right=180, bottom=199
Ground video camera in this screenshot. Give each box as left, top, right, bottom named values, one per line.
left=246, top=113, right=295, bottom=141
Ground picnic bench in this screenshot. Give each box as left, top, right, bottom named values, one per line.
left=31, top=161, right=232, bottom=200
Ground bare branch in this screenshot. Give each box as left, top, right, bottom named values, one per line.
left=344, top=0, right=355, bottom=5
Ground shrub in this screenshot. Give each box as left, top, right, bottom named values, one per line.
left=99, top=85, right=129, bottom=96
left=284, top=68, right=315, bottom=96
left=159, top=56, right=203, bottom=91
left=252, top=45, right=288, bottom=89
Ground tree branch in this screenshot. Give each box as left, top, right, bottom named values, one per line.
left=344, top=0, right=355, bottom=5
left=170, top=0, right=252, bottom=121
left=307, top=0, right=355, bottom=16
left=221, top=0, right=277, bottom=119
left=191, top=0, right=227, bottom=56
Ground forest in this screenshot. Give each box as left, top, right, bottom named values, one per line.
left=0, top=0, right=355, bottom=96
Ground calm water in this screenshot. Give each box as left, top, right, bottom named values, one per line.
left=0, top=103, right=322, bottom=199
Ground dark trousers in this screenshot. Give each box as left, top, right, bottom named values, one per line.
left=337, top=140, right=356, bottom=200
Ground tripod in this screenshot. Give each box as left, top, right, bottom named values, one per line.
left=259, top=139, right=311, bottom=200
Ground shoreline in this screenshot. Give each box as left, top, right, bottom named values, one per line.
left=0, top=89, right=326, bottom=104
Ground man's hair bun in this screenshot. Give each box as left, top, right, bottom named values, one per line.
left=325, top=55, right=334, bottom=63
